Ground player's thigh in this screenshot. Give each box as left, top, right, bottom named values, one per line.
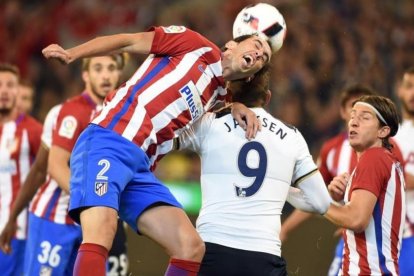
left=118, top=171, right=183, bottom=233
left=0, top=238, right=25, bottom=275
left=24, top=213, right=82, bottom=275
left=199, top=242, right=287, bottom=276
left=69, top=124, right=147, bottom=223
left=119, top=173, right=202, bottom=254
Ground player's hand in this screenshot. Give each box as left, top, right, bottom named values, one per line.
left=42, top=44, right=72, bottom=64
left=0, top=220, right=17, bottom=254
left=231, top=102, right=261, bottom=140
left=328, top=173, right=349, bottom=202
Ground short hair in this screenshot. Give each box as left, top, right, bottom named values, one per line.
left=227, top=64, right=271, bottom=107
left=353, top=95, right=400, bottom=150
left=403, top=66, right=414, bottom=76
left=339, top=84, right=375, bottom=108
left=0, top=63, right=20, bottom=80
left=82, top=53, right=128, bottom=71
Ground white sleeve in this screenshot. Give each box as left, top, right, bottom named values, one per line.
left=41, top=104, right=62, bottom=148
left=291, top=131, right=318, bottom=183
left=287, top=170, right=332, bottom=214
left=178, top=112, right=215, bottom=152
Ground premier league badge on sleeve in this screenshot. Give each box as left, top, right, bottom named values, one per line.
left=95, top=181, right=108, bottom=196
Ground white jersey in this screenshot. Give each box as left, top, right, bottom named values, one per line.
left=394, top=119, right=414, bottom=235
left=179, top=108, right=318, bottom=256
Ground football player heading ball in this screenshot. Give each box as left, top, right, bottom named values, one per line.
left=233, top=3, right=287, bottom=53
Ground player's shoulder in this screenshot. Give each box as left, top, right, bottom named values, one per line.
left=45, top=104, right=62, bottom=118
left=360, top=147, right=396, bottom=166
left=260, top=108, right=298, bottom=134
left=60, top=93, right=95, bottom=114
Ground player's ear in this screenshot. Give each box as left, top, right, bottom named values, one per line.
left=265, top=90, right=272, bottom=106
left=225, top=41, right=237, bottom=50
left=82, top=71, right=89, bottom=83
left=378, top=125, right=390, bottom=139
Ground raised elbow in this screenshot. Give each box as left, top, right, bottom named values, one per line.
left=349, top=219, right=369, bottom=233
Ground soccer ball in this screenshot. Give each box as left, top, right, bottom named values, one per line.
left=233, top=3, right=287, bottom=53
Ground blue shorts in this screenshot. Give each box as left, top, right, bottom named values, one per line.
left=0, top=238, right=25, bottom=275
left=327, top=238, right=344, bottom=276
left=69, top=124, right=182, bottom=233
left=24, top=213, right=82, bottom=276
left=400, top=236, right=414, bottom=276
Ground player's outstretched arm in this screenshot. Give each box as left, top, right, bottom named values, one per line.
left=0, top=144, right=49, bottom=254
left=42, top=32, right=155, bottom=64
left=287, top=170, right=332, bottom=215
left=324, top=189, right=376, bottom=233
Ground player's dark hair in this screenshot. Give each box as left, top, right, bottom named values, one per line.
left=0, top=63, right=20, bottom=80
left=403, top=66, right=414, bottom=76
left=227, top=64, right=271, bottom=108
left=353, top=95, right=400, bottom=150
left=221, top=34, right=272, bottom=52
left=340, top=84, right=375, bottom=108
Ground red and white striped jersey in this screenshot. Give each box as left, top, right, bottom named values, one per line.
left=0, top=114, right=42, bottom=239
left=394, top=119, right=414, bottom=237
left=318, top=132, right=357, bottom=184
left=341, top=147, right=405, bottom=276
left=30, top=93, right=97, bottom=224
left=92, top=26, right=226, bottom=170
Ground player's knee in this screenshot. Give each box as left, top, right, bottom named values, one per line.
left=178, top=233, right=205, bottom=261
left=80, top=207, right=118, bottom=250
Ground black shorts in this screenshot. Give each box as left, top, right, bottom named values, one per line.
left=198, top=242, right=287, bottom=276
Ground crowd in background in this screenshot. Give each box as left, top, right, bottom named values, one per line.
left=2, top=0, right=414, bottom=181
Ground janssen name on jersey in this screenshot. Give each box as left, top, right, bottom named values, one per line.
left=222, top=110, right=294, bottom=141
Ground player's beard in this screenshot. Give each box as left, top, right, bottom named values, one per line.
left=90, top=82, right=107, bottom=101
left=0, top=100, right=15, bottom=116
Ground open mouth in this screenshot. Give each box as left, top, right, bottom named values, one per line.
left=243, top=54, right=255, bottom=67
left=349, top=130, right=357, bottom=137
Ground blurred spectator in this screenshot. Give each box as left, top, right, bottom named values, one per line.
left=17, top=80, right=34, bottom=114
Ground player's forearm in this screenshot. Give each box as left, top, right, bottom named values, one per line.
left=291, top=170, right=332, bottom=214
left=9, top=165, right=47, bottom=221
left=48, top=165, right=70, bottom=193
left=67, top=33, right=152, bottom=61
left=324, top=203, right=366, bottom=233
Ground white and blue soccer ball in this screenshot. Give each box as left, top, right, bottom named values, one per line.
left=233, top=3, right=287, bottom=53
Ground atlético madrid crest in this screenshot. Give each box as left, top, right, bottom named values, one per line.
left=95, top=181, right=108, bottom=196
